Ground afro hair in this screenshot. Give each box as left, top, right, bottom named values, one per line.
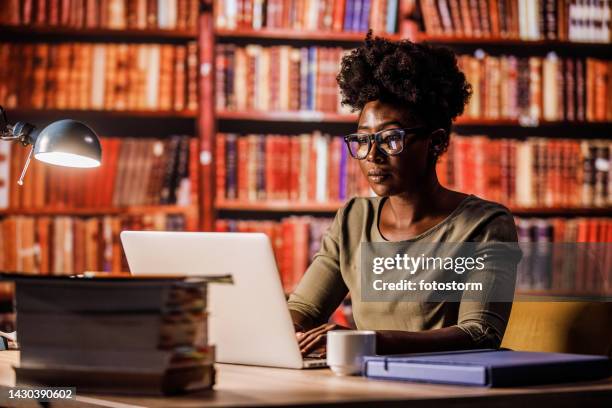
left=336, top=31, right=472, bottom=156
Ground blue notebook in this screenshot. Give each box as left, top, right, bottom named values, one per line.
left=364, top=349, right=611, bottom=387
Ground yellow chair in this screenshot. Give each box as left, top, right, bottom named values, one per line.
left=501, top=302, right=612, bottom=357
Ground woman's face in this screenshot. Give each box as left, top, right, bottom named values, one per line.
left=355, top=100, right=432, bottom=197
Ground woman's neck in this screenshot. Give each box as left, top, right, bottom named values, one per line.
left=384, top=172, right=445, bottom=229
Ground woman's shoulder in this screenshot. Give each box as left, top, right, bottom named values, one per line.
left=337, top=196, right=381, bottom=219
left=455, top=195, right=517, bottom=242
left=460, top=194, right=513, bottom=218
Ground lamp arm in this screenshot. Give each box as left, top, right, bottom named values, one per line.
left=0, top=106, right=38, bottom=145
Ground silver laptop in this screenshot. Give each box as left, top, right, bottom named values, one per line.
left=120, top=231, right=326, bottom=369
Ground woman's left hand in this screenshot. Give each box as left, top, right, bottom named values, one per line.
left=296, top=323, right=350, bottom=357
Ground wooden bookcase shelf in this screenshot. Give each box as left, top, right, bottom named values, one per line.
left=216, top=110, right=357, bottom=123
left=516, top=290, right=612, bottom=298
left=215, top=28, right=399, bottom=43
left=9, top=108, right=198, bottom=119
left=216, top=110, right=612, bottom=129
left=416, top=34, right=611, bottom=47
left=216, top=200, right=345, bottom=213
left=216, top=200, right=612, bottom=216
left=0, top=25, right=197, bottom=42
left=0, top=205, right=197, bottom=217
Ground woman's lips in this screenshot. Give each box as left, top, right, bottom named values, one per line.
left=367, top=169, right=391, bottom=183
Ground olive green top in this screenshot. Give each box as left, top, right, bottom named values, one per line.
left=287, top=195, right=521, bottom=348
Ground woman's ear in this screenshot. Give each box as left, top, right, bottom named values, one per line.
left=428, top=128, right=447, bottom=158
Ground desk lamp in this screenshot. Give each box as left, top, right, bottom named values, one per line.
left=0, top=106, right=101, bottom=185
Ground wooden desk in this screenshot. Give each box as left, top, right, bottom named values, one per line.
left=0, top=351, right=610, bottom=408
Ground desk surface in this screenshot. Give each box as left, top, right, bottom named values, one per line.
left=0, top=351, right=610, bottom=408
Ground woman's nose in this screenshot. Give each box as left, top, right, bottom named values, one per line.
left=366, top=141, right=385, bottom=163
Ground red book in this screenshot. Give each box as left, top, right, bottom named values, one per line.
left=308, top=134, right=318, bottom=201
left=280, top=220, right=294, bottom=292
left=281, top=137, right=291, bottom=200
left=189, top=137, right=200, bottom=208
left=104, top=138, right=121, bottom=207
left=237, top=136, right=249, bottom=201
left=327, top=137, right=341, bottom=201
left=215, top=219, right=228, bottom=232
left=289, top=137, right=301, bottom=201
left=264, top=135, right=275, bottom=200
left=292, top=219, right=309, bottom=293
left=36, top=217, right=51, bottom=275
left=36, top=0, right=48, bottom=25
left=60, top=0, right=72, bottom=26
left=73, top=218, right=86, bottom=274
left=575, top=219, right=589, bottom=291
left=22, top=0, right=34, bottom=24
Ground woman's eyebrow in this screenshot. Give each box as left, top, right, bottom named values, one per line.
left=357, top=120, right=403, bottom=131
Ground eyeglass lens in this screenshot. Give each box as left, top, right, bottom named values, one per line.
left=346, top=129, right=405, bottom=159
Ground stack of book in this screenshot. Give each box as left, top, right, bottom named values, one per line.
left=0, top=0, right=200, bottom=30
left=0, top=42, right=199, bottom=111
left=214, top=0, right=400, bottom=33
left=419, top=0, right=612, bottom=43
left=0, top=135, right=198, bottom=210
left=10, top=274, right=223, bottom=395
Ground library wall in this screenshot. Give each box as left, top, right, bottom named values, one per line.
left=0, top=1, right=610, bottom=312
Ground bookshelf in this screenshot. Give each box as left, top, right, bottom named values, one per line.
left=215, top=28, right=401, bottom=42
left=9, top=108, right=198, bottom=119
left=217, top=110, right=612, bottom=128
left=215, top=201, right=612, bottom=217
left=0, top=1, right=610, bottom=299
left=0, top=2, right=208, bottom=279
left=0, top=205, right=197, bottom=217
left=0, top=25, right=198, bottom=41
left=208, top=0, right=611, bottom=298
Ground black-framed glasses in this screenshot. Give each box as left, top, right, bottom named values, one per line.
left=343, top=127, right=429, bottom=160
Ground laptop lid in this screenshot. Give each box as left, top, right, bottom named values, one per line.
left=120, top=231, right=304, bottom=369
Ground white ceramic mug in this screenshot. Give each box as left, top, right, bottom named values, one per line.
left=326, top=330, right=376, bottom=376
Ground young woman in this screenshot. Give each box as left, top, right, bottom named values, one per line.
left=288, top=32, right=521, bottom=356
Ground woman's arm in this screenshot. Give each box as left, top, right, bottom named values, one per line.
left=289, top=309, right=314, bottom=332
left=287, top=207, right=349, bottom=333
left=375, top=326, right=474, bottom=354
left=297, top=324, right=475, bottom=356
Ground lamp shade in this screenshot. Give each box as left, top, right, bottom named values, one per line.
left=33, top=119, right=102, bottom=168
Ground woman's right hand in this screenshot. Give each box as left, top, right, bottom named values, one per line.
left=296, top=323, right=349, bottom=357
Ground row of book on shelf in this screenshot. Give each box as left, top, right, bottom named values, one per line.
left=0, top=0, right=200, bottom=31
left=216, top=132, right=611, bottom=208
left=215, top=215, right=612, bottom=293
left=214, top=0, right=400, bottom=33
left=216, top=44, right=351, bottom=114
left=438, top=135, right=611, bottom=208
left=516, top=216, right=612, bottom=293
left=0, top=213, right=188, bottom=276
left=418, top=0, right=612, bottom=43
left=0, top=42, right=198, bottom=111
left=215, top=43, right=612, bottom=120
left=216, top=132, right=371, bottom=203
left=457, top=54, right=611, bottom=122
left=0, top=212, right=608, bottom=294
left=0, top=136, right=198, bottom=210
